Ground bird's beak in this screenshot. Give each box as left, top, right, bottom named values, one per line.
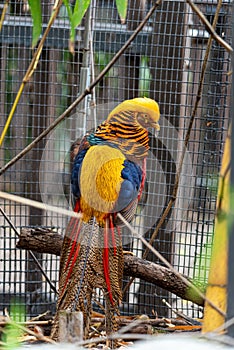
left=151, top=121, right=160, bottom=131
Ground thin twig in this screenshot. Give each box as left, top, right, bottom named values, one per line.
left=0, top=320, right=52, bottom=327
left=4, top=309, right=56, bottom=344
left=201, top=333, right=234, bottom=347
left=0, top=0, right=63, bottom=146
left=76, top=319, right=152, bottom=347
left=117, top=212, right=226, bottom=318
left=117, top=318, right=148, bottom=334
left=0, top=0, right=9, bottom=31
left=0, top=0, right=162, bottom=176
left=0, top=191, right=82, bottom=219
left=28, top=310, right=51, bottom=322
left=142, top=0, right=224, bottom=259
left=161, top=299, right=195, bottom=325
left=0, top=340, right=7, bottom=346
left=200, top=318, right=234, bottom=346
left=0, top=206, right=58, bottom=294
left=207, top=316, right=234, bottom=334
left=186, top=0, right=232, bottom=53
left=77, top=333, right=151, bottom=347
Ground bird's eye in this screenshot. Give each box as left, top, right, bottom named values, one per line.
left=137, top=114, right=150, bottom=126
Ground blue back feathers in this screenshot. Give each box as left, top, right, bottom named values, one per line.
left=71, top=148, right=87, bottom=198
left=115, top=160, right=142, bottom=211
left=121, top=160, right=142, bottom=190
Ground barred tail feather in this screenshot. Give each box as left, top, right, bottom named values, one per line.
left=103, top=218, right=115, bottom=306
left=102, top=216, right=123, bottom=312
left=102, top=216, right=123, bottom=337
left=51, top=216, right=123, bottom=340
left=51, top=218, right=104, bottom=340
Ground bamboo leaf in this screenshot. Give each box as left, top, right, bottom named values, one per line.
left=63, top=0, right=73, bottom=22
left=28, top=0, right=42, bottom=47
left=68, top=0, right=90, bottom=54
left=116, top=0, right=128, bottom=24
left=139, top=56, right=152, bottom=97
left=72, top=0, right=90, bottom=28
left=2, top=301, right=25, bottom=349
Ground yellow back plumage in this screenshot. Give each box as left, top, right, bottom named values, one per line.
left=79, top=145, right=125, bottom=224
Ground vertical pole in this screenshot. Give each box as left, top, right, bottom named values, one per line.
left=146, top=0, right=187, bottom=317
left=0, top=43, right=7, bottom=178
left=25, top=1, right=51, bottom=315
left=227, top=1, right=234, bottom=337
left=78, top=3, right=92, bottom=132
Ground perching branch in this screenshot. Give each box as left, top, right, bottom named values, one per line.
left=16, top=227, right=206, bottom=306
left=117, top=213, right=225, bottom=318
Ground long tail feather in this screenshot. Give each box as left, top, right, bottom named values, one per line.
left=52, top=216, right=123, bottom=341
left=72, top=219, right=95, bottom=309
left=51, top=218, right=100, bottom=340
left=110, top=215, right=116, bottom=256
left=138, top=158, right=146, bottom=200
left=63, top=219, right=81, bottom=272
left=103, top=218, right=115, bottom=306
left=59, top=200, right=80, bottom=278
left=61, top=242, right=80, bottom=298
left=103, top=216, right=124, bottom=310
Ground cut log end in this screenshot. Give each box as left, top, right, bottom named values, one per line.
left=58, top=310, right=83, bottom=343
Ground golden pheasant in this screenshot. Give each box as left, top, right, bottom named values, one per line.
left=51, top=97, right=160, bottom=341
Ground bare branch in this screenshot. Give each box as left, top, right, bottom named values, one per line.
left=117, top=212, right=225, bottom=318
left=17, top=228, right=206, bottom=306
left=186, top=0, right=232, bottom=53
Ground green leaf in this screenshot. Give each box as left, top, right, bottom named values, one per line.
left=72, top=0, right=90, bottom=28
left=63, top=0, right=73, bottom=22
left=139, top=57, right=152, bottom=97
left=28, top=0, right=42, bottom=47
left=67, top=0, right=90, bottom=53
left=2, top=300, right=25, bottom=349
left=116, top=0, right=128, bottom=24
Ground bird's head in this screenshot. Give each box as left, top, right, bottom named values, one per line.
left=107, top=97, right=160, bottom=131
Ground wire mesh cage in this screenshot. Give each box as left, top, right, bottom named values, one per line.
left=0, top=0, right=232, bottom=322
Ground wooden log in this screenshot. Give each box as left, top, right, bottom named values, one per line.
left=123, top=254, right=205, bottom=307
left=17, top=228, right=62, bottom=256
left=16, top=228, right=206, bottom=306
